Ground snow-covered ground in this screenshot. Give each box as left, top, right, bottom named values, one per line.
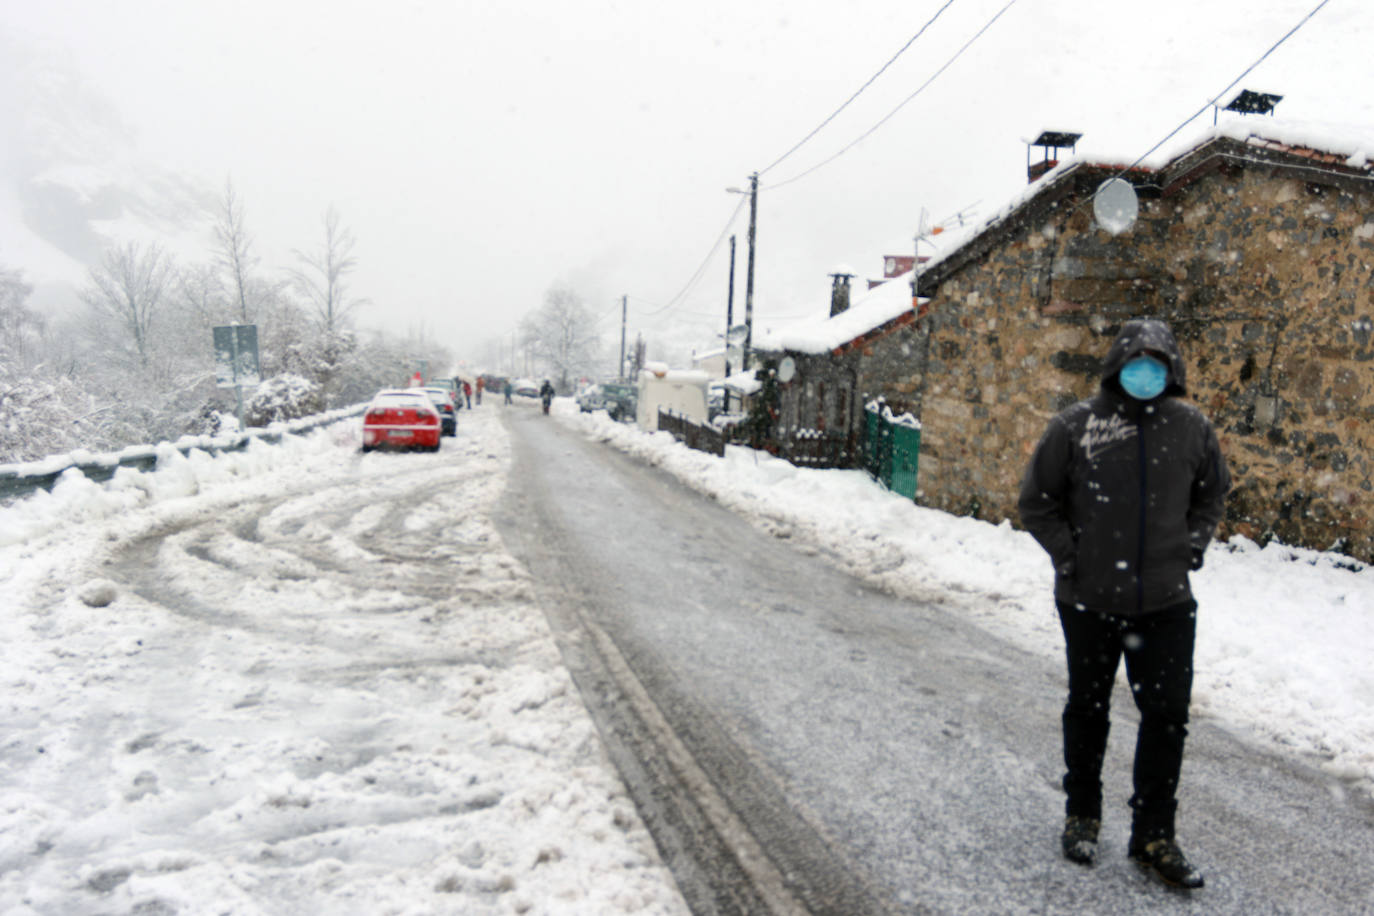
left=2, top=396, right=1371, bottom=913
left=553, top=400, right=1374, bottom=804
left=0, top=406, right=688, bottom=915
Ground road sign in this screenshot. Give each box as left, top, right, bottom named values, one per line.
left=213, top=325, right=261, bottom=388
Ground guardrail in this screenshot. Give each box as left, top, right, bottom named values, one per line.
left=0, top=404, right=366, bottom=504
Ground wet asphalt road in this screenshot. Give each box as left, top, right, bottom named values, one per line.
left=494, top=408, right=1374, bottom=915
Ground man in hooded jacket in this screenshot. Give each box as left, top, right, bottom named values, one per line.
left=1018, top=318, right=1229, bottom=889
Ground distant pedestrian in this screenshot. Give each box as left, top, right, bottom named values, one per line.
left=476, top=376, right=484, bottom=405
left=503, top=379, right=512, bottom=405
left=1018, top=318, right=1229, bottom=889
left=462, top=380, right=472, bottom=409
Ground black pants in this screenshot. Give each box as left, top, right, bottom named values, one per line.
left=1057, top=599, right=1196, bottom=841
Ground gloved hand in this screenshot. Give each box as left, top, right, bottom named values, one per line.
left=1189, top=547, right=1205, bottom=571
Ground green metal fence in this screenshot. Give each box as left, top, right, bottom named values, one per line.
left=863, top=402, right=921, bottom=499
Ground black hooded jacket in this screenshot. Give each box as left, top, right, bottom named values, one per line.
left=1017, top=319, right=1231, bottom=616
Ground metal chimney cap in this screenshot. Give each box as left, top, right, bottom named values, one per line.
left=1031, top=130, right=1083, bottom=148
left=1224, top=89, right=1282, bottom=115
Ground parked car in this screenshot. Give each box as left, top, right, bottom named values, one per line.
left=418, top=386, right=458, bottom=436
left=576, top=383, right=606, bottom=412
left=576, top=381, right=636, bottom=421
left=599, top=381, right=638, bottom=422
left=361, top=389, right=442, bottom=452
left=708, top=382, right=727, bottom=420
left=510, top=378, right=540, bottom=404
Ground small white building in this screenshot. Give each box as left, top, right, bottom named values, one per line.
left=636, top=363, right=710, bottom=430
left=690, top=346, right=728, bottom=379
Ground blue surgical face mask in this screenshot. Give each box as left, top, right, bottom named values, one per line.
left=1119, top=354, right=1168, bottom=400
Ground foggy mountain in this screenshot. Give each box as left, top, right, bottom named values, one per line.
left=0, top=38, right=212, bottom=313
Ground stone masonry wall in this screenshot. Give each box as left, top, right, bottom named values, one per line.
left=776, top=319, right=924, bottom=438
left=915, top=163, right=1374, bottom=562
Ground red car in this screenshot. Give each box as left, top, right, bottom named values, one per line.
left=361, top=389, right=442, bottom=452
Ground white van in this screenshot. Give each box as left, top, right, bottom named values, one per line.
left=636, top=363, right=710, bottom=431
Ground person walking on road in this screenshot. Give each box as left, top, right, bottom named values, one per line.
left=1017, top=318, right=1230, bottom=889
left=462, top=379, right=473, bottom=409
left=503, top=379, right=512, bottom=405
left=476, top=376, right=484, bottom=405
left=539, top=379, right=555, bottom=415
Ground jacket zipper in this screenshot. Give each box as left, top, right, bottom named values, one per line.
left=1135, top=415, right=1148, bottom=614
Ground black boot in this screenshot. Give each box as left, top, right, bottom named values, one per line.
left=1061, top=816, right=1100, bottom=865
left=1129, top=837, right=1205, bottom=889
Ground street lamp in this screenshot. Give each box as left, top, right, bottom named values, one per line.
left=726, top=172, right=758, bottom=373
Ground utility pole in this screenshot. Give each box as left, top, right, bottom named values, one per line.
left=724, top=235, right=736, bottom=413
left=724, top=235, right=736, bottom=377
left=619, top=294, right=627, bottom=380
left=743, top=171, right=758, bottom=374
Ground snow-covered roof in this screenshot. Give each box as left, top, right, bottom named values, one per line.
left=719, top=369, right=762, bottom=395
left=919, top=118, right=1374, bottom=281
left=753, top=274, right=922, bottom=356
left=743, top=119, right=1374, bottom=363
left=638, top=366, right=711, bottom=385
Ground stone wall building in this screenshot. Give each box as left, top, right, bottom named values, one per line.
left=755, top=269, right=924, bottom=454
left=756, top=122, right=1374, bottom=562
left=911, top=124, right=1374, bottom=561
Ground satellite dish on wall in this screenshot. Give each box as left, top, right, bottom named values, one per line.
left=1093, top=177, right=1139, bottom=235
left=777, top=356, right=797, bottom=383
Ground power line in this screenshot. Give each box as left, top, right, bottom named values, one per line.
left=759, top=0, right=959, bottom=177
left=638, top=194, right=748, bottom=316
left=1069, top=0, right=1332, bottom=220
left=766, top=0, right=1019, bottom=191
left=1105, top=0, right=1331, bottom=183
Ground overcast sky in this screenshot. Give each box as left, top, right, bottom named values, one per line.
left=3, top=0, right=1370, bottom=373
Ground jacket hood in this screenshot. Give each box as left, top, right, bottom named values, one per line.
left=1101, top=318, right=1187, bottom=397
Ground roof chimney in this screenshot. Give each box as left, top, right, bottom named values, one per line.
left=1214, top=89, right=1282, bottom=124
left=1027, top=130, right=1082, bottom=183
left=829, top=267, right=856, bottom=317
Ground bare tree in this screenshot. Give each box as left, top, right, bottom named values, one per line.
left=178, top=262, right=228, bottom=328
left=214, top=178, right=258, bottom=323
left=0, top=265, right=43, bottom=368
left=80, top=241, right=175, bottom=368
left=519, top=285, right=602, bottom=391
left=292, top=205, right=367, bottom=333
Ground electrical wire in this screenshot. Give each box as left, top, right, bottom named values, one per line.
left=765, top=0, right=1018, bottom=191
left=637, top=194, right=748, bottom=316
left=759, top=0, right=959, bottom=177
left=1087, top=0, right=1333, bottom=190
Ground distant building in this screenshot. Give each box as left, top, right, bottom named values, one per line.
left=690, top=346, right=727, bottom=379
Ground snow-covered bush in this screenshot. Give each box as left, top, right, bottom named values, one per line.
left=0, top=367, right=88, bottom=463
left=245, top=374, right=323, bottom=426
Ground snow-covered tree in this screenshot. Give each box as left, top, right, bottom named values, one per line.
left=291, top=206, right=367, bottom=334
left=519, top=285, right=601, bottom=391
left=80, top=241, right=176, bottom=369
left=214, top=178, right=260, bottom=324
left=0, top=265, right=43, bottom=369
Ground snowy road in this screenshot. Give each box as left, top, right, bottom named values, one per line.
left=498, top=408, right=1374, bottom=915
left=0, top=411, right=687, bottom=915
